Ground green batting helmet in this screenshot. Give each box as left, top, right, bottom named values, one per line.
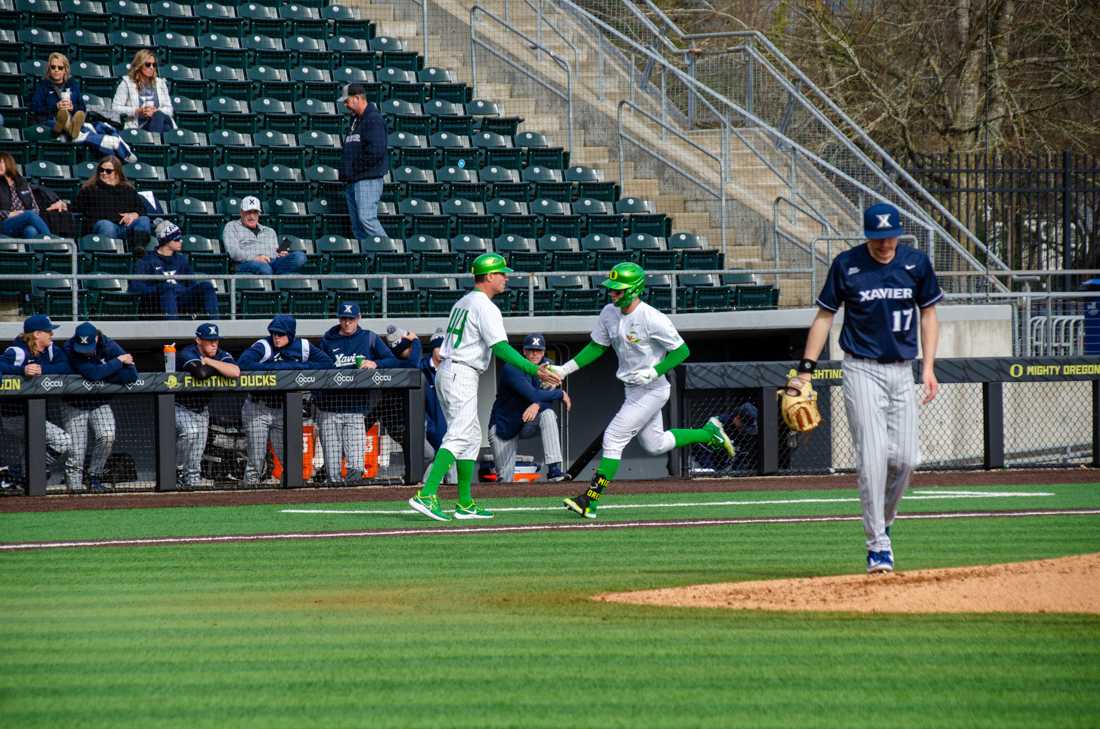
left=601, top=261, right=646, bottom=309
left=470, top=252, right=513, bottom=276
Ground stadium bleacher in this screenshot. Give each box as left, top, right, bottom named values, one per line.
left=0, top=0, right=777, bottom=320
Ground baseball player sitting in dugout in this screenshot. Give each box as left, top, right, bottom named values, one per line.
left=175, top=322, right=239, bottom=489
left=487, top=333, right=570, bottom=482
left=315, top=301, right=417, bottom=484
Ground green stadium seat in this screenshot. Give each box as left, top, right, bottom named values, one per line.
left=494, top=234, right=543, bottom=272
left=429, top=82, right=470, bottom=105
left=669, top=231, right=722, bottom=270
left=304, top=163, right=341, bottom=204
left=237, top=2, right=287, bottom=39
left=449, top=234, right=489, bottom=270
left=521, top=165, right=562, bottom=185
left=386, top=131, right=434, bottom=170
left=424, top=286, right=463, bottom=316
left=280, top=3, right=327, bottom=39
left=241, top=34, right=292, bottom=71
left=151, top=2, right=202, bottom=37
left=209, top=129, right=261, bottom=168
left=0, top=30, right=16, bottom=65
left=65, top=29, right=112, bottom=66
left=107, top=1, right=156, bottom=34
left=238, top=288, right=282, bottom=317
left=107, top=30, right=153, bottom=65
left=260, top=164, right=308, bottom=202
left=199, top=32, right=245, bottom=68
left=253, top=97, right=298, bottom=133
left=538, top=234, right=588, bottom=271
left=0, top=251, right=37, bottom=298
left=159, top=61, right=207, bottom=98
left=255, top=130, right=304, bottom=168
left=124, top=161, right=173, bottom=197
left=22, top=125, right=77, bottom=166
left=171, top=196, right=222, bottom=236
left=193, top=2, right=238, bottom=38
left=322, top=5, right=374, bottom=40
left=207, top=94, right=256, bottom=134
left=20, top=29, right=64, bottom=63
left=285, top=34, right=329, bottom=69
left=246, top=65, right=295, bottom=101
left=564, top=166, right=600, bottom=184
left=359, top=236, right=408, bottom=274
left=17, top=0, right=64, bottom=30
left=171, top=95, right=213, bottom=133
left=721, top=272, right=759, bottom=286
left=329, top=35, right=376, bottom=70
left=61, top=0, right=110, bottom=33
left=509, top=276, right=555, bottom=316
left=27, top=160, right=77, bottom=199
left=734, top=284, right=779, bottom=310
left=430, top=132, right=478, bottom=169
left=614, top=197, right=653, bottom=215
left=290, top=67, right=339, bottom=108
left=163, top=128, right=216, bottom=167
left=475, top=116, right=523, bottom=138
left=514, top=131, right=567, bottom=169
left=270, top=198, right=314, bottom=238
left=181, top=234, right=229, bottom=275
left=333, top=66, right=375, bottom=84
left=479, top=166, right=519, bottom=186
left=466, top=99, right=501, bottom=117
left=291, top=98, right=341, bottom=135
left=0, top=127, right=30, bottom=165
left=0, top=60, right=19, bottom=96
left=79, top=235, right=129, bottom=274
left=0, top=92, right=28, bottom=128
left=626, top=233, right=677, bottom=270
left=213, top=163, right=261, bottom=198
left=307, top=198, right=350, bottom=237
left=404, top=234, right=456, bottom=273
left=69, top=59, right=115, bottom=97
left=315, top=234, right=366, bottom=274
left=474, top=131, right=523, bottom=169
left=205, top=66, right=252, bottom=103
left=581, top=234, right=631, bottom=269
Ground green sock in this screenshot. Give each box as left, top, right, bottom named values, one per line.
left=456, top=459, right=475, bottom=506
left=595, top=456, right=620, bottom=481
left=670, top=428, right=714, bottom=448
left=419, top=448, right=456, bottom=498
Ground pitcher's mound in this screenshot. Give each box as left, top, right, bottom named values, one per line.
left=598, top=553, right=1100, bottom=614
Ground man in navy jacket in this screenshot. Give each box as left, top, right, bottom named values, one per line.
left=237, top=315, right=333, bottom=484
left=488, top=333, right=570, bottom=482
left=338, top=83, right=389, bottom=240
left=61, top=321, right=138, bottom=492
left=131, top=219, right=218, bottom=319
left=0, top=315, right=75, bottom=491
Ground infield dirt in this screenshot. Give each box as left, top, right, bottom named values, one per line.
left=598, top=552, right=1100, bottom=614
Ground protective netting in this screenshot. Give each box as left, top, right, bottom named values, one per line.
left=684, top=389, right=761, bottom=476
left=1003, top=381, right=1093, bottom=467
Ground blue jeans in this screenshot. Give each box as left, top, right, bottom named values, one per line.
left=146, top=281, right=218, bottom=320
left=346, top=178, right=387, bottom=240
left=93, top=216, right=151, bottom=239
left=235, top=250, right=306, bottom=276
left=139, top=111, right=174, bottom=133
left=1, top=210, right=51, bottom=238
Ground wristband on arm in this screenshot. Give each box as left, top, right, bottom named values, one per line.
left=558, top=340, right=608, bottom=377
left=797, top=358, right=816, bottom=375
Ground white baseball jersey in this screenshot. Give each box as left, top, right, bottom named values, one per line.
left=591, top=301, right=684, bottom=383
left=440, top=290, right=508, bottom=374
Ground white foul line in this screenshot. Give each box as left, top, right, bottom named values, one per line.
left=278, top=490, right=1056, bottom=516
left=3, top=508, right=1096, bottom=552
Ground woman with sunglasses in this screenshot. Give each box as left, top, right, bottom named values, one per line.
left=30, top=52, right=86, bottom=134
left=0, top=152, right=56, bottom=239
left=71, top=156, right=151, bottom=241
left=110, top=49, right=174, bottom=132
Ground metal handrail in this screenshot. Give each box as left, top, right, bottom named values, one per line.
left=469, top=5, right=574, bottom=151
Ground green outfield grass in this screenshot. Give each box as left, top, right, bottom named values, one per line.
left=2, top=483, right=1099, bottom=728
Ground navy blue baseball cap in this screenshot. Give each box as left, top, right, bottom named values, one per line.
left=429, top=328, right=445, bottom=350
left=337, top=301, right=360, bottom=318
left=195, top=322, right=221, bottom=340
left=523, top=333, right=547, bottom=350
left=72, top=322, right=98, bottom=354
left=863, top=202, right=904, bottom=240
left=23, top=314, right=60, bottom=333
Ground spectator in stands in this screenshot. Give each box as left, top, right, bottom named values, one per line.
left=30, top=52, right=85, bottom=133
left=71, top=155, right=152, bottom=245
left=338, top=83, right=389, bottom=240
left=130, top=219, right=218, bottom=319
left=176, top=322, right=240, bottom=489
left=222, top=196, right=307, bottom=276
left=418, top=328, right=455, bottom=484
left=488, top=333, right=569, bottom=482
left=61, top=321, right=138, bottom=492
left=111, top=49, right=174, bottom=132
left=0, top=152, right=60, bottom=239
left=693, top=402, right=758, bottom=472
left=237, top=315, right=333, bottom=485
left=314, top=302, right=407, bottom=483
left=0, top=315, right=76, bottom=491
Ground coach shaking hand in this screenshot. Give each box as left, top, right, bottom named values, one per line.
left=338, top=83, right=389, bottom=240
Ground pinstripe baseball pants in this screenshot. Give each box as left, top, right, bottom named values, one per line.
left=842, top=357, right=920, bottom=553
left=60, top=402, right=116, bottom=490
left=487, top=409, right=563, bottom=483
left=175, top=405, right=209, bottom=487
left=317, top=410, right=367, bottom=482
left=242, top=397, right=282, bottom=484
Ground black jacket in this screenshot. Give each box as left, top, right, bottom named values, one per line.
left=72, top=182, right=145, bottom=234
left=0, top=176, right=44, bottom=218
left=339, top=103, right=389, bottom=183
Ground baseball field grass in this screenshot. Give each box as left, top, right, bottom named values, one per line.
left=2, top=482, right=1099, bottom=728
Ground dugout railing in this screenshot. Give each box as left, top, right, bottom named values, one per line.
left=0, top=368, right=423, bottom=496
left=676, top=356, right=1100, bottom=478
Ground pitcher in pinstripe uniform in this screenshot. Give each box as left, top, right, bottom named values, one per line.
left=792, top=203, right=943, bottom=574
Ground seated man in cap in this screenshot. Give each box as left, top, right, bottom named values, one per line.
left=237, top=315, right=333, bottom=485
left=0, top=315, right=75, bottom=491
left=338, top=83, right=389, bottom=240
left=175, top=322, right=240, bottom=489
left=692, top=402, right=756, bottom=473
left=315, top=302, right=412, bottom=484
left=130, top=218, right=219, bottom=319
left=488, top=333, right=570, bottom=482
left=61, top=322, right=138, bottom=492
left=222, top=196, right=306, bottom=276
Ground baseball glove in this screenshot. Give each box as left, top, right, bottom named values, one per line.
left=778, top=368, right=822, bottom=433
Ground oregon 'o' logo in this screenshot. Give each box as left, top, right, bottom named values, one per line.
left=609, top=269, right=618, bottom=279
left=1009, top=364, right=1023, bottom=378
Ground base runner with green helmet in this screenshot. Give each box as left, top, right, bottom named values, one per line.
left=409, top=252, right=559, bottom=522
left=551, top=262, right=734, bottom=518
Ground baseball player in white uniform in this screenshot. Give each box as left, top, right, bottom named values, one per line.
left=408, top=252, right=560, bottom=522
left=550, top=262, right=734, bottom=518
left=176, top=323, right=240, bottom=488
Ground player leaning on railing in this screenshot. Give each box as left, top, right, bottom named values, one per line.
left=408, top=253, right=561, bottom=522
left=550, top=262, right=735, bottom=519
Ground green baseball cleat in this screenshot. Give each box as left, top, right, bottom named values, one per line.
left=563, top=493, right=598, bottom=519
left=453, top=501, right=494, bottom=520
left=704, top=416, right=735, bottom=458
left=408, top=493, right=451, bottom=522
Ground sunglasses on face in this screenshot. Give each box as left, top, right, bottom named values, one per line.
left=143, top=61, right=157, bottom=68
left=49, top=65, right=65, bottom=71
left=98, top=167, right=116, bottom=175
